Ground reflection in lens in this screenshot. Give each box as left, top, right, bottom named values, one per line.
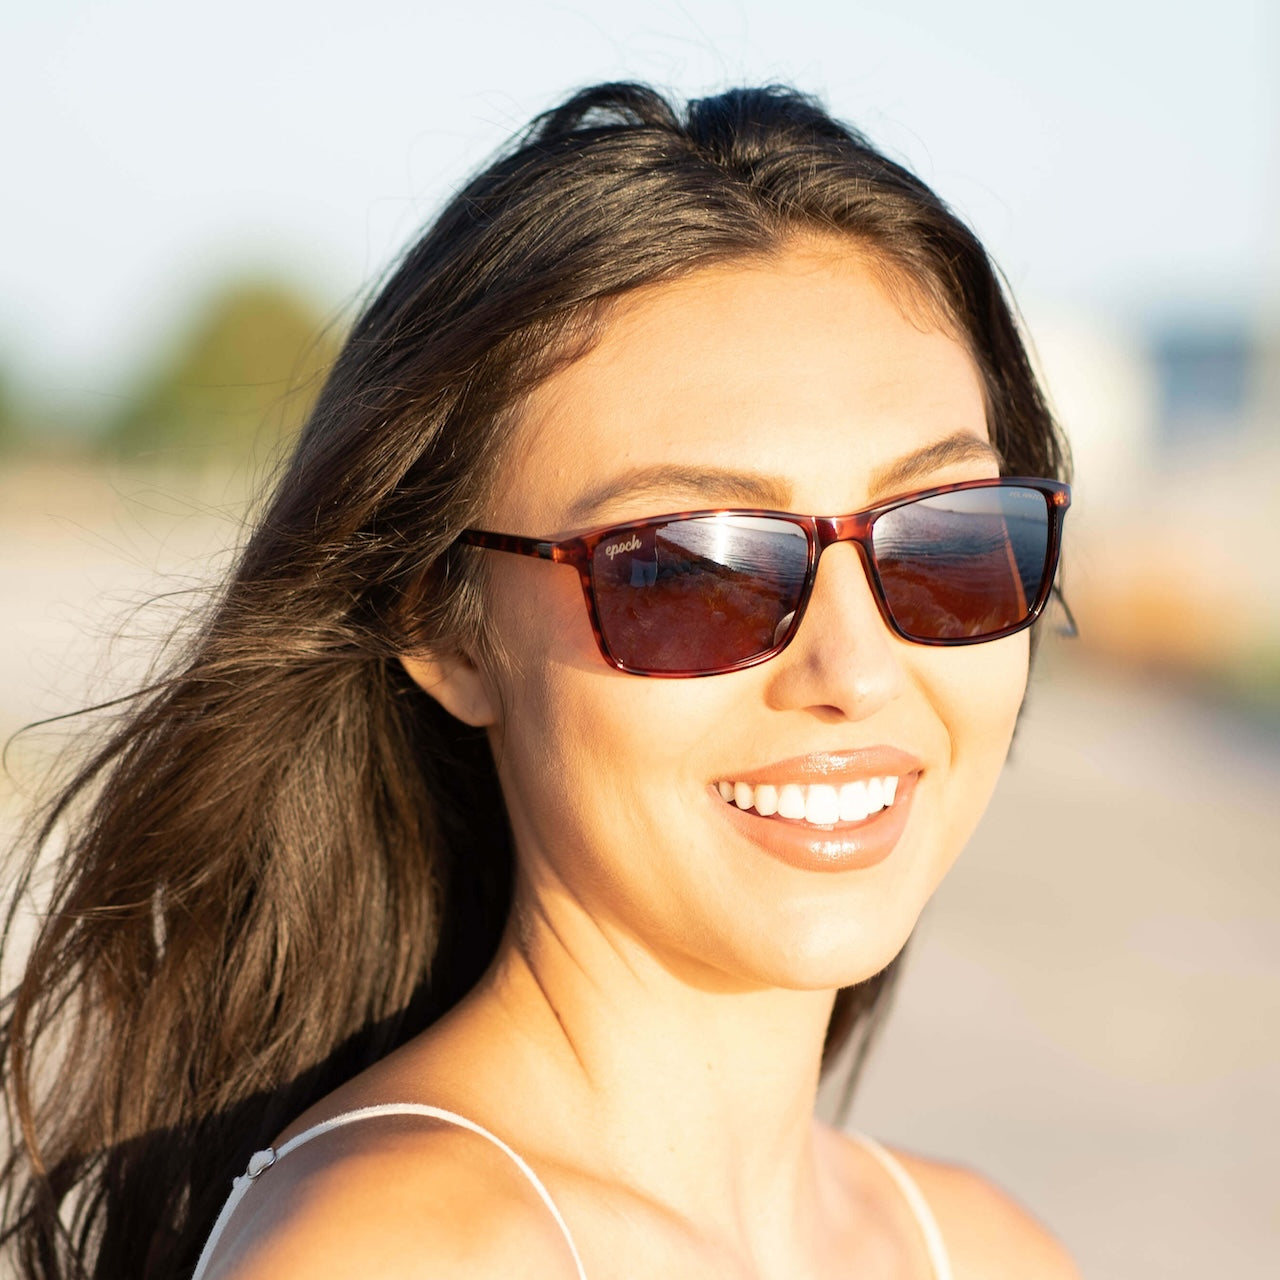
left=593, top=516, right=810, bottom=672
left=872, top=487, right=1050, bottom=640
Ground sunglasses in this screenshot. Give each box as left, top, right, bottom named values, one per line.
left=457, top=476, right=1070, bottom=677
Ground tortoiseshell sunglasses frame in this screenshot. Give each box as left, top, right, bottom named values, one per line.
left=456, top=476, right=1071, bottom=677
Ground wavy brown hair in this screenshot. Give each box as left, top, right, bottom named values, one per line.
left=1, top=82, right=1068, bottom=1278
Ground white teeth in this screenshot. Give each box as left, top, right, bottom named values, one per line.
left=717, top=776, right=902, bottom=824
left=804, top=785, right=840, bottom=825
left=839, top=780, right=870, bottom=822
left=776, top=784, right=806, bottom=820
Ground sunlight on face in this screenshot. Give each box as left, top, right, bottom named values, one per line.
left=442, top=242, right=1029, bottom=992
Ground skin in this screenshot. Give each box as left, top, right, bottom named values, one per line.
left=208, top=242, right=1079, bottom=1279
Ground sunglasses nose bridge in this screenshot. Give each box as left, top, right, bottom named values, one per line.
left=801, top=511, right=899, bottom=645
left=804, top=511, right=882, bottom=611
left=771, top=515, right=908, bottom=712
left=811, top=512, right=874, bottom=563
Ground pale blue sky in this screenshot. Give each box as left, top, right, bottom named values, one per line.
left=2, top=0, right=1275, bottom=401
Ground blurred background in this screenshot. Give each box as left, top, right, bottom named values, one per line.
left=1, top=1, right=1276, bottom=1276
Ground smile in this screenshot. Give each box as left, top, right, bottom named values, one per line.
left=714, top=777, right=900, bottom=827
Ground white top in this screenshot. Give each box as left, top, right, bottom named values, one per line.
left=192, top=1102, right=953, bottom=1280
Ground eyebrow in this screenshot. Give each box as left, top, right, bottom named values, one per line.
left=867, top=431, right=1004, bottom=496
left=563, top=430, right=1002, bottom=525
left=564, top=465, right=790, bottom=524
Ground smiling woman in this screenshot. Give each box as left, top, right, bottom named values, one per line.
left=1, top=84, right=1076, bottom=1279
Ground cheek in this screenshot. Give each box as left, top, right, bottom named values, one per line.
left=924, top=632, right=1029, bottom=842
left=488, top=653, right=723, bottom=963
left=479, top=559, right=670, bottom=847
left=482, top=575, right=735, bottom=945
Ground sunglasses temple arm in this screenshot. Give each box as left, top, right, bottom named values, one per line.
left=1050, top=584, right=1079, bottom=639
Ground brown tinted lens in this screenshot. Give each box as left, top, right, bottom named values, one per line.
left=591, top=516, right=811, bottom=673
left=871, top=485, right=1051, bottom=640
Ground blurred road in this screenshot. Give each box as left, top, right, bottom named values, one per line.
left=3, top=462, right=1278, bottom=1277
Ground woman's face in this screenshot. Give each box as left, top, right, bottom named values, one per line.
left=415, top=241, right=1029, bottom=992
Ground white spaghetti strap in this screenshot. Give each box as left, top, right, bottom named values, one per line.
left=853, top=1134, right=954, bottom=1280
left=191, top=1103, right=589, bottom=1280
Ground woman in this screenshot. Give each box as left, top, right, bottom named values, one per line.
left=2, top=83, right=1077, bottom=1278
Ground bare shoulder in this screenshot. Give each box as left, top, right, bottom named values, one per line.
left=200, top=1115, right=582, bottom=1280
left=823, top=1127, right=1078, bottom=1280
left=890, top=1147, right=1082, bottom=1280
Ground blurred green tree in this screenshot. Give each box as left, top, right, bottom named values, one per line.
left=102, top=278, right=340, bottom=465
left=0, top=366, right=18, bottom=454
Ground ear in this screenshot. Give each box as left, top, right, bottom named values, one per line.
left=400, top=649, right=498, bottom=727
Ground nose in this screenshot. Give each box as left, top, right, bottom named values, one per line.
left=763, top=541, right=908, bottom=719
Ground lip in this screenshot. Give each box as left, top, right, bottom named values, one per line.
left=710, top=748, right=922, bottom=873
left=717, top=746, right=924, bottom=787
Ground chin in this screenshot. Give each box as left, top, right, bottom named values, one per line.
left=695, top=896, right=922, bottom=996
left=790, top=927, right=915, bottom=993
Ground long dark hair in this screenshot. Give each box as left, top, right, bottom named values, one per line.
left=1, top=82, right=1068, bottom=1278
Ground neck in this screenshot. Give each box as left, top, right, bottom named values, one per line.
left=459, top=880, right=844, bottom=1248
